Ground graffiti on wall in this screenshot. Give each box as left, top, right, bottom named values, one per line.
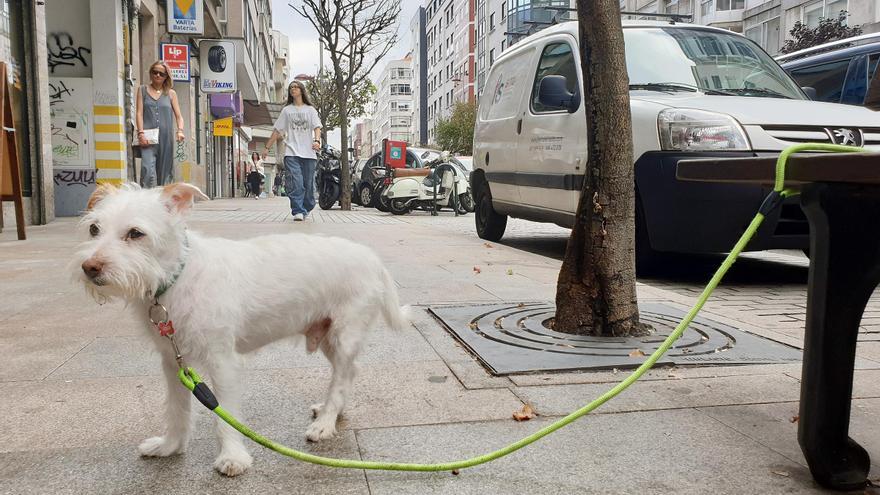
left=47, top=32, right=91, bottom=74
left=49, top=77, right=93, bottom=169
left=53, top=169, right=96, bottom=187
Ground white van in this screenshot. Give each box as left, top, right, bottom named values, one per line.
left=472, top=20, right=880, bottom=264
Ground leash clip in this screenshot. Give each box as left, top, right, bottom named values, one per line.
left=149, top=299, right=186, bottom=368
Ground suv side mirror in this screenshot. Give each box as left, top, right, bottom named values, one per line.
left=538, top=75, right=580, bottom=113
left=801, top=86, right=817, bottom=100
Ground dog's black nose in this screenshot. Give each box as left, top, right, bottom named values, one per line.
left=82, top=259, right=104, bottom=279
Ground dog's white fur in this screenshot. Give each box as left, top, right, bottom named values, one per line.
left=71, top=183, right=410, bottom=476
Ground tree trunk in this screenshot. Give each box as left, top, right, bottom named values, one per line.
left=335, top=74, right=352, bottom=210
left=554, top=0, right=649, bottom=337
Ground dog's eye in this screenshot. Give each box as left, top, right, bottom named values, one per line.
left=89, top=224, right=99, bottom=237
left=126, top=228, right=145, bottom=240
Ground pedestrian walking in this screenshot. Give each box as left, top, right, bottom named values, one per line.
left=261, top=80, right=322, bottom=221
left=135, top=61, right=185, bottom=187
left=247, top=166, right=263, bottom=200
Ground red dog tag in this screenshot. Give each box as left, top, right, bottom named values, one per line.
left=157, top=320, right=175, bottom=337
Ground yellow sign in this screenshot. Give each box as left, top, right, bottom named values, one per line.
left=213, top=117, right=233, bottom=137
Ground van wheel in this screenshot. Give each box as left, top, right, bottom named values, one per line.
left=476, top=190, right=507, bottom=241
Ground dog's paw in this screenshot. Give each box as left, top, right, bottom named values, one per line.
left=214, top=450, right=253, bottom=477
left=305, top=420, right=337, bottom=442
left=310, top=403, right=324, bottom=418
left=138, top=436, right=184, bottom=457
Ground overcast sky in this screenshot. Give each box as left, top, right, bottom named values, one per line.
left=271, top=0, right=421, bottom=147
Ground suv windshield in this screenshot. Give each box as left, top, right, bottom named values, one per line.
left=625, top=27, right=806, bottom=100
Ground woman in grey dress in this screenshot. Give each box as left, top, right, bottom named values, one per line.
left=136, top=61, right=185, bottom=187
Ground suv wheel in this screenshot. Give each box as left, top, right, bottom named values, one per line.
left=475, top=189, right=507, bottom=241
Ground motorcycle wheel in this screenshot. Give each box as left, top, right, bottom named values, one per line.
left=376, top=187, right=391, bottom=213
left=359, top=183, right=375, bottom=208
left=389, top=198, right=411, bottom=215
left=459, top=193, right=475, bottom=212
left=318, top=182, right=340, bottom=210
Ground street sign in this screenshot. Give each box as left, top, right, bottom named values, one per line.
left=384, top=139, right=407, bottom=168
left=213, top=117, right=233, bottom=137
left=160, top=43, right=190, bottom=82
left=167, top=0, right=203, bottom=35
left=199, top=40, right=236, bottom=93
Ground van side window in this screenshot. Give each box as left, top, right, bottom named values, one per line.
left=841, top=55, right=870, bottom=105
left=866, top=54, right=880, bottom=110
left=531, top=42, right=579, bottom=113
left=788, top=58, right=851, bottom=103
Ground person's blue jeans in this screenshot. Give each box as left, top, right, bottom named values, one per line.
left=284, top=155, right=317, bottom=215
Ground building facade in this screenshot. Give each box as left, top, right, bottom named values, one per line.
left=369, top=56, right=414, bottom=153
left=424, top=0, right=476, bottom=144
left=0, top=0, right=285, bottom=230
left=409, top=7, right=428, bottom=145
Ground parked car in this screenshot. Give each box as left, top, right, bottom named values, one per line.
left=778, top=32, right=880, bottom=110
left=472, top=20, right=880, bottom=266
left=357, top=147, right=441, bottom=208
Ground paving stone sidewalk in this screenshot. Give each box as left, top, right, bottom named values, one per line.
left=0, top=196, right=877, bottom=494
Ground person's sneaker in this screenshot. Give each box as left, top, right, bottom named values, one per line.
left=293, top=213, right=304, bottom=221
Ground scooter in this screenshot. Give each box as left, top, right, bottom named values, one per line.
left=316, top=145, right=341, bottom=210
left=383, top=153, right=472, bottom=216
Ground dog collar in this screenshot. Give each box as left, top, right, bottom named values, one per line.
left=153, top=233, right=189, bottom=299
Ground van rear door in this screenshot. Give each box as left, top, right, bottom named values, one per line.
left=474, top=46, right=537, bottom=208
left=516, top=34, right=585, bottom=219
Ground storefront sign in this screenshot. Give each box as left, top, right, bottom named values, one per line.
left=161, top=43, right=190, bottom=82
left=199, top=40, right=236, bottom=93
left=167, top=0, right=203, bottom=35
left=213, top=117, right=233, bottom=137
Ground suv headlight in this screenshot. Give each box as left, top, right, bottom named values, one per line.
left=658, top=109, right=750, bottom=151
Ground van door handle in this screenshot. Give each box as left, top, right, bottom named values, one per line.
left=516, top=119, right=522, bottom=135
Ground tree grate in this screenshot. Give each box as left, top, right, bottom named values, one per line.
left=428, top=302, right=802, bottom=375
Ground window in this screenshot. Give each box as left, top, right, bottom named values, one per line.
left=803, top=0, right=847, bottom=28
left=715, top=0, right=744, bottom=11
left=788, top=59, right=850, bottom=103
left=501, top=1, right=506, bottom=20
left=490, top=48, right=496, bottom=65
left=490, top=13, right=495, bottom=30
left=390, top=84, right=412, bottom=95
left=531, top=42, right=579, bottom=113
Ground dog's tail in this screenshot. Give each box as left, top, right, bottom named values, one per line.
left=381, top=268, right=411, bottom=331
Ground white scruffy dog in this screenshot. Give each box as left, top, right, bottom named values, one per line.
left=71, top=183, right=410, bottom=476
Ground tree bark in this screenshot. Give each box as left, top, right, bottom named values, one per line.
left=554, top=0, right=649, bottom=337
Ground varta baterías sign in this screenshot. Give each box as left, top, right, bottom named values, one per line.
left=167, top=0, right=203, bottom=35
left=199, top=40, right=236, bottom=93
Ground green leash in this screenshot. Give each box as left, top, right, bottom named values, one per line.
left=174, top=143, right=862, bottom=472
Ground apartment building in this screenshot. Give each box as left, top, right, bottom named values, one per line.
left=410, top=7, right=429, bottom=145
left=424, top=0, right=476, bottom=143
left=369, top=56, right=414, bottom=153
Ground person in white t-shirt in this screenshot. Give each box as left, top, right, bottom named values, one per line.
left=262, top=80, right=323, bottom=221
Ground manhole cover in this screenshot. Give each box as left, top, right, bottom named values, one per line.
left=428, top=302, right=801, bottom=375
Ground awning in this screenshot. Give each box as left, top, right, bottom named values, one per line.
left=242, top=100, right=283, bottom=127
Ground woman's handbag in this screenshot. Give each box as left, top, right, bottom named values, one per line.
left=132, top=128, right=160, bottom=147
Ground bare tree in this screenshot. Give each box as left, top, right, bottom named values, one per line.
left=290, top=0, right=401, bottom=210
left=307, top=69, right=376, bottom=145
left=554, top=0, right=650, bottom=337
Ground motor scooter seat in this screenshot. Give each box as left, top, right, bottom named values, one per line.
left=392, top=168, right=431, bottom=179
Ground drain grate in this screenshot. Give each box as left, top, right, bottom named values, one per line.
left=428, top=302, right=801, bottom=375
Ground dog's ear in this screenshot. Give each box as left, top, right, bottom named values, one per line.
left=161, top=183, right=209, bottom=214
left=86, top=183, right=118, bottom=210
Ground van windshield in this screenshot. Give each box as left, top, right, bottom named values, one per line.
left=625, top=27, right=806, bottom=100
